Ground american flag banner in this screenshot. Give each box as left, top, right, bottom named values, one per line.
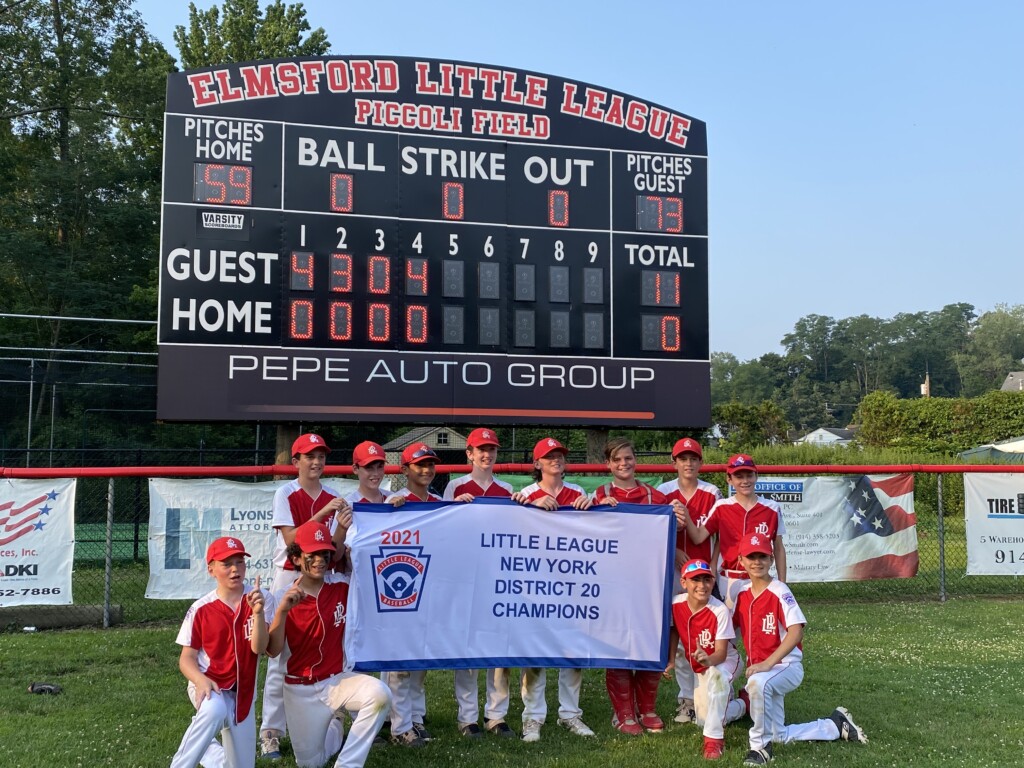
left=756, top=474, right=917, bottom=582
left=0, top=478, right=76, bottom=606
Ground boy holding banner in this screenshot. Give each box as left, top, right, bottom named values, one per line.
left=656, top=438, right=723, bottom=725
left=441, top=428, right=515, bottom=739
left=591, top=437, right=668, bottom=735
left=512, top=437, right=595, bottom=743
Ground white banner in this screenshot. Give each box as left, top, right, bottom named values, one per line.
left=346, top=499, right=675, bottom=672
left=964, top=473, right=1024, bottom=575
left=756, top=474, right=918, bottom=582
left=0, top=478, right=75, bottom=607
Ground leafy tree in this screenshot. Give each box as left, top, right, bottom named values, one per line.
left=957, top=304, right=1024, bottom=396
left=173, top=0, right=329, bottom=69
left=713, top=400, right=790, bottom=451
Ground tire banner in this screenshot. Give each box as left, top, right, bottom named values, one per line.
left=346, top=499, right=675, bottom=671
left=964, top=473, right=1024, bottom=575
left=0, top=478, right=75, bottom=607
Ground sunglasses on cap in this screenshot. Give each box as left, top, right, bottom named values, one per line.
left=683, top=560, right=712, bottom=574
left=408, top=447, right=438, bottom=460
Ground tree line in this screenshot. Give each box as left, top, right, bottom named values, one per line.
left=2, top=1, right=1023, bottom=458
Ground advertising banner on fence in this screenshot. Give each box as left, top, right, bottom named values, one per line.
left=964, top=473, right=1024, bottom=575
left=756, top=474, right=918, bottom=582
left=346, top=499, right=675, bottom=672
left=0, top=478, right=75, bottom=607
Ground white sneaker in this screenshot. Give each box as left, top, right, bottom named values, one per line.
left=674, top=699, right=696, bottom=724
left=557, top=715, right=595, bottom=737
left=260, top=733, right=282, bottom=759
left=521, top=719, right=543, bottom=742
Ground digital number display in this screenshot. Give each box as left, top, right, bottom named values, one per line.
left=193, top=163, right=252, bottom=205
left=159, top=56, right=710, bottom=427
left=636, top=195, right=683, bottom=233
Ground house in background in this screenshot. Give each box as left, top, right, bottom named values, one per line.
left=794, top=427, right=856, bottom=447
left=1000, top=371, right=1024, bottom=392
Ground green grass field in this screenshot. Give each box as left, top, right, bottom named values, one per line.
left=2, top=599, right=1021, bottom=767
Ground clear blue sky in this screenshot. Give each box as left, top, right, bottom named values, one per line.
left=134, top=0, right=1024, bottom=361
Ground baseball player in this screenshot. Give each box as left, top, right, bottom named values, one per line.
left=267, top=520, right=391, bottom=768
left=655, top=438, right=723, bottom=725
left=591, top=437, right=669, bottom=735
left=682, top=454, right=787, bottom=610
left=668, top=558, right=747, bottom=761
left=261, top=433, right=351, bottom=759
left=441, top=427, right=515, bottom=739
left=343, top=440, right=403, bottom=505
left=171, top=537, right=272, bottom=768
left=511, top=437, right=594, bottom=743
left=384, top=443, right=442, bottom=747
left=733, top=533, right=867, bottom=765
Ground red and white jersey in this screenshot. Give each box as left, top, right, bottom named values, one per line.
left=518, top=481, right=587, bottom=506
left=279, top=573, right=351, bottom=683
left=176, top=585, right=274, bottom=723
left=733, top=579, right=805, bottom=666
left=671, top=593, right=737, bottom=674
left=657, top=478, right=723, bottom=562
left=442, top=474, right=513, bottom=500
left=343, top=487, right=397, bottom=504
left=396, top=487, right=442, bottom=502
left=703, top=496, right=786, bottom=573
left=271, top=480, right=342, bottom=571
left=592, top=481, right=668, bottom=506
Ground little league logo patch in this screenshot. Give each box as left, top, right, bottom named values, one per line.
left=370, top=546, right=431, bottom=612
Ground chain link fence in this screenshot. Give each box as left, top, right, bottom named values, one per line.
left=1, top=448, right=1020, bottom=632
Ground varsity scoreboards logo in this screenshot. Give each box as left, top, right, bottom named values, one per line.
left=370, top=546, right=431, bottom=612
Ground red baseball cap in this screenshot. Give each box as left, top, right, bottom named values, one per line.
left=727, top=454, right=757, bottom=474
left=672, top=438, right=703, bottom=459
left=466, top=427, right=500, bottom=447
left=352, top=440, right=386, bottom=467
left=206, top=536, right=250, bottom=563
left=533, top=437, right=568, bottom=460
left=680, top=558, right=713, bottom=580
left=293, top=521, right=336, bottom=553
left=738, top=533, right=773, bottom=557
left=292, top=433, right=330, bottom=457
left=402, top=442, right=438, bottom=465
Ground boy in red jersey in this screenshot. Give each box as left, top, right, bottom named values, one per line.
left=683, top=454, right=787, bottom=610
left=591, top=437, right=668, bottom=735
left=343, top=440, right=403, bottom=505
left=385, top=442, right=442, bottom=747
left=441, top=428, right=514, bottom=739
left=512, top=437, right=594, bottom=743
left=656, top=438, right=723, bottom=724
left=268, top=521, right=391, bottom=768
left=261, top=433, right=351, bottom=758
left=171, top=537, right=271, bottom=768
left=668, top=558, right=746, bottom=761
left=733, top=534, right=867, bottom=766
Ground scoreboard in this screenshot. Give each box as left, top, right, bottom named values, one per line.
left=157, top=57, right=710, bottom=426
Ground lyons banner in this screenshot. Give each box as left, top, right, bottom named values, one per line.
left=0, top=478, right=75, bottom=607
left=964, top=473, right=1024, bottom=575
left=756, top=474, right=918, bottom=582
left=346, top=499, right=675, bottom=672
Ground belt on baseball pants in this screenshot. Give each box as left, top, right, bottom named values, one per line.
left=285, top=671, right=337, bottom=686
left=720, top=568, right=749, bottom=578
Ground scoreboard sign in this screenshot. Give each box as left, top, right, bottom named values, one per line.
left=157, top=57, right=710, bottom=426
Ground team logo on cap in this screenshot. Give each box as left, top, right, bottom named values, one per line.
left=735, top=456, right=749, bottom=466
left=482, top=430, right=492, bottom=439
left=546, top=439, right=557, bottom=447
left=370, top=546, right=431, bottom=612
left=227, top=538, right=238, bottom=550
left=749, top=534, right=762, bottom=547
left=314, top=528, right=326, bottom=542
left=309, top=435, right=320, bottom=443
left=368, top=445, right=378, bottom=455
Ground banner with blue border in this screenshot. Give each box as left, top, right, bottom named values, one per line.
left=347, top=499, right=675, bottom=671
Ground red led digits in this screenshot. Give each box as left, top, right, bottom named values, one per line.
left=442, top=182, right=464, bottom=220
left=290, top=252, right=314, bottom=290
left=194, top=163, right=252, bottom=205
left=661, top=316, right=681, bottom=352
left=330, top=173, right=353, bottom=212
left=290, top=300, right=313, bottom=339
left=548, top=189, right=569, bottom=227
left=368, top=303, right=391, bottom=342
left=329, top=302, right=352, bottom=341
left=368, top=255, right=391, bottom=294
left=655, top=272, right=680, bottom=305
left=636, top=195, right=683, bottom=233
left=330, top=253, right=352, bottom=292
left=406, top=305, right=428, bottom=343
left=406, top=258, right=428, bottom=296
left=664, top=197, right=682, bottom=233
